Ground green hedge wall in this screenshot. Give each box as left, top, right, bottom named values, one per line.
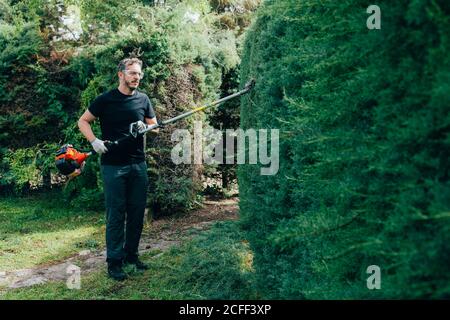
left=239, top=0, right=450, bottom=299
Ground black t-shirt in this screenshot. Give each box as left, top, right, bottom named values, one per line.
left=88, top=88, right=156, bottom=165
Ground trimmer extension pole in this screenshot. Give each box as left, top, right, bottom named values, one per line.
left=157, top=79, right=255, bottom=129
left=57, top=79, right=255, bottom=177
left=106, top=79, right=255, bottom=148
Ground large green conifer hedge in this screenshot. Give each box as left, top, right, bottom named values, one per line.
left=239, top=0, right=450, bottom=298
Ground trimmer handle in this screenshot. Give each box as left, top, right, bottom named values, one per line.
left=104, top=140, right=119, bottom=151
left=89, top=141, right=118, bottom=155
left=130, top=122, right=160, bottom=138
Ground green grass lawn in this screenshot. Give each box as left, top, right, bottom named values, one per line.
left=0, top=193, right=105, bottom=272
left=0, top=193, right=256, bottom=300
left=2, top=221, right=257, bottom=300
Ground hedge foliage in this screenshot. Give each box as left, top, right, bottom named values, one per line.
left=0, top=0, right=250, bottom=214
left=239, top=0, right=450, bottom=299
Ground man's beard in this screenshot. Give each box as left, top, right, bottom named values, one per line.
left=125, top=79, right=139, bottom=91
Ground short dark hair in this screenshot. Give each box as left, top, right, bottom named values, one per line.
left=118, top=58, right=143, bottom=72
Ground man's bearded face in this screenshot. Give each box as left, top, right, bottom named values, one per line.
left=121, top=64, right=143, bottom=90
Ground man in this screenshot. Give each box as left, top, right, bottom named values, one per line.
left=78, top=57, right=158, bottom=281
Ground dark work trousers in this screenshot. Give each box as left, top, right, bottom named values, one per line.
left=100, top=161, right=149, bottom=264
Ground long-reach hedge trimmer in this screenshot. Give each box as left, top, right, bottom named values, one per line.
left=55, top=79, right=255, bottom=179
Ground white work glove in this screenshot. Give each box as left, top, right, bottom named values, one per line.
left=135, top=120, right=148, bottom=133
left=90, top=138, right=108, bottom=154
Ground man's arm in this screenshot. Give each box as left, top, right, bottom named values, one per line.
left=145, top=116, right=159, bottom=133
left=78, top=110, right=109, bottom=154
left=78, top=109, right=97, bottom=142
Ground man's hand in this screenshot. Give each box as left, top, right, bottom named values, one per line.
left=135, top=120, right=148, bottom=133
left=90, top=138, right=108, bottom=154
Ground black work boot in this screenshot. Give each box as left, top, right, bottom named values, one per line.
left=124, top=255, right=149, bottom=271
left=107, top=260, right=127, bottom=281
